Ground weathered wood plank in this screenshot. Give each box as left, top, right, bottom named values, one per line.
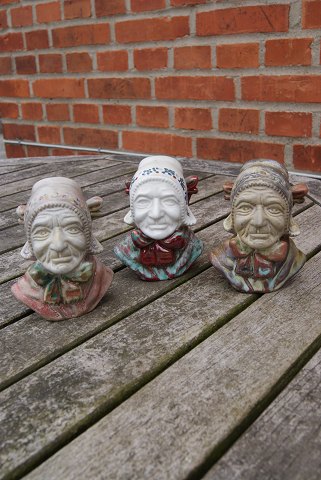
left=24, top=248, right=321, bottom=480
left=0, top=163, right=136, bottom=212
left=203, top=349, right=321, bottom=480
left=0, top=163, right=41, bottom=175
left=0, top=160, right=132, bottom=199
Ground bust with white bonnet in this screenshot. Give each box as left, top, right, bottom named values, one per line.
left=12, top=177, right=113, bottom=320
left=114, top=155, right=203, bottom=281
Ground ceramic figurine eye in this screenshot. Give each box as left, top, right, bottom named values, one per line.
left=266, top=205, right=283, bottom=215
left=236, top=203, right=253, bottom=214
left=33, top=228, right=50, bottom=239
left=135, top=197, right=151, bottom=208
left=65, top=225, right=82, bottom=234
left=162, top=197, right=179, bottom=207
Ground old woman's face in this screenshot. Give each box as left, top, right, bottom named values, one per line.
left=31, top=207, right=87, bottom=275
left=233, top=186, right=288, bottom=251
left=133, top=182, right=182, bottom=240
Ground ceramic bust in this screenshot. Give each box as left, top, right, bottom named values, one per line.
left=114, top=155, right=203, bottom=281
left=11, top=177, right=113, bottom=320
left=210, top=159, right=308, bottom=293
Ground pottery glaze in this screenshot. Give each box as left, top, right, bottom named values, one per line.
left=11, top=177, right=113, bottom=320
left=114, top=155, right=203, bottom=281
left=211, top=159, right=308, bottom=293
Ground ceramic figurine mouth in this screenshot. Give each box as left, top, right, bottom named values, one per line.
left=148, top=225, right=167, bottom=230
left=51, top=256, right=73, bottom=263
left=249, top=233, right=270, bottom=238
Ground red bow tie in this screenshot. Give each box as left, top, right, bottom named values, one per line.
left=131, top=229, right=188, bottom=266
left=230, top=238, right=288, bottom=279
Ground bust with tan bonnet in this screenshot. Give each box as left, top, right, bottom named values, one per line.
left=11, top=177, right=113, bottom=320
left=211, top=160, right=308, bottom=293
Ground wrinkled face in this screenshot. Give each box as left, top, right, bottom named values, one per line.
left=133, top=182, right=182, bottom=240
left=233, top=186, right=288, bottom=250
left=31, top=207, right=87, bottom=275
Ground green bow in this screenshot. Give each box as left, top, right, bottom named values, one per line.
left=28, top=260, right=93, bottom=304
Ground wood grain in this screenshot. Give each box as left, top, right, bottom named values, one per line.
left=25, top=249, right=321, bottom=480
left=204, top=349, right=321, bottom=480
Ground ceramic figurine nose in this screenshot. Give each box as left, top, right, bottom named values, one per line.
left=149, top=198, right=163, bottom=220
left=251, top=205, right=265, bottom=227
left=50, top=227, right=66, bottom=252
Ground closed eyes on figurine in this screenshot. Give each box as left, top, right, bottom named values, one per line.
left=162, top=197, right=179, bottom=207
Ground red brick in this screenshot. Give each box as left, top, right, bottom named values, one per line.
left=174, top=46, right=211, bottom=70
left=66, top=52, right=92, bottom=73
left=73, top=104, right=99, bottom=124
left=103, top=105, right=131, bottom=125
left=95, top=0, right=126, bottom=16
left=97, top=50, right=128, bottom=71
left=136, top=106, right=169, bottom=128
left=3, top=123, right=36, bottom=141
left=64, top=0, right=91, bottom=19
left=33, top=79, right=85, bottom=98
left=171, top=0, right=206, bottom=4
left=242, top=75, right=321, bottom=103
left=197, top=5, right=289, bottom=36
left=52, top=24, right=110, bottom=48
left=265, top=38, right=312, bottom=66
left=51, top=148, right=75, bottom=156
left=0, top=9, right=8, bottom=28
left=36, top=1, right=61, bottom=23
left=265, top=111, right=312, bottom=138
left=5, top=144, right=26, bottom=158
left=0, top=0, right=21, bottom=4
left=11, top=5, right=33, bottom=27
left=123, top=131, right=192, bottom=157
left=0, top=57, right=12, bottom=74
left=217, top=43, right=259, bottom=69
left=116, top=16, right=189, bottom=43
left=15, top=55, right=37, bottom=75
left=0, top=33, right=24, bottom=52
left=21, top=103, right=43, bottom=121
left=131, top=0, right=165, bottom=12
left=64, top=126, right=118, bottom=149
left=27, top=145, right=51, bottom=157
left=88, top=78, right=151, bottom=99
left=156, top=76, right=235, bottom=101
left=39, top=54, right=63, bottom=73
left=26, top=30, right=49, bottom=50
left=134, top=47, right=168, bottom=71
left=293, top=145, right=321, bottom=171
left=0, top=79, right=29, bottom=97
left=38, top=125, right=61, bottom=144
left=197, top=138, right=284, bottom=163
left=302, top=1, right=321, bottom=29
left=47, top=103, right=70, bottom=121
left=0, top=102, right=19, bottom=119
left=219, top=108, right=259, bottom=134
left=174, top=107, right=212, bottom=131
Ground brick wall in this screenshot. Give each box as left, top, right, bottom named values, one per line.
left=1, top=0, right=321, bottom=171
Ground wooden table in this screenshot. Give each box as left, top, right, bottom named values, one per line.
left=1, top=154, right=321, bottom=480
